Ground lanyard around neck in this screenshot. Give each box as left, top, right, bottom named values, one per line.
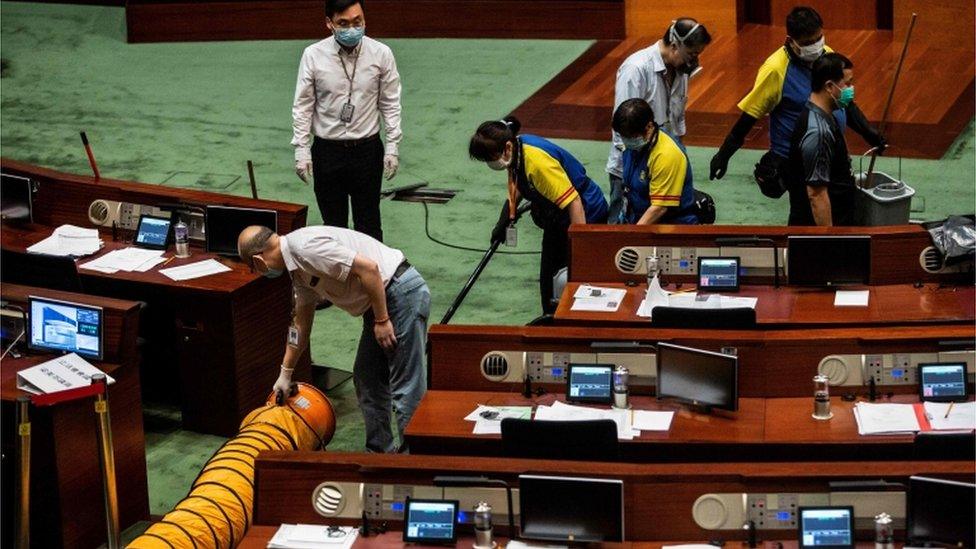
left=337, top=45, right=360, bottom=100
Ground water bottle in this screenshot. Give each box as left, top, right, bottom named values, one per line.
left=473, top=501, right=494, bottom=549
left=174, top=220, right=190, bottom=258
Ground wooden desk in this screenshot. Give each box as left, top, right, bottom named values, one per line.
left=404, top=391, right=963, bottom=462
left=554, top=282, right=976, bottom=329
left=2, top=223, right=309, bottom=436
left=251, top=451, right=973, bottom=541
left=0, top=284, right=148, bottom=549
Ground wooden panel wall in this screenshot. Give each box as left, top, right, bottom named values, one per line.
left=770, top=0, right=878, bottom=29
left=624, top=0, right=740, bottom=39
left=894, top=0, right=975, bottom=50
left=125, top=0, right=626, bottom=43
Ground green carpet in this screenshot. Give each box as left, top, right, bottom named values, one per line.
left=2, top=2, right=974, bottom=516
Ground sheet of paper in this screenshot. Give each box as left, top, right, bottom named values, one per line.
left=636, top=274, right=671, bottom=317
left=721, top=296, right=758, bottom=309
left=27, top=225, right=103, bottom=257
left=160, top=259, right=231, bottom=281
left=268, top=524, right=358, bottom=549
left=534, top=402, right=637, bottom=440
left=632, top=410, right=675, bottom=431
left=924, top=401, right=976, bottom=431
left=853, top=402, right=921, bottom=435
left=834, top=290, right=870, bottom=307
left=570, top=297, right=622, bottom=312
left=79, top=248, right=164, bottom=273
left=468, top=405, right=532, bottom=435
left=573, top=284, right=626, bottom=302
left=134, top=256, right=168, bottom=272
left=16, top=353, right=114, bottom=395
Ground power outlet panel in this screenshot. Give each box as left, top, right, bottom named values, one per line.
left=820, top=350, right=975, bottom=386
left=746, top=493, right=830, bottom=529
left=522, top=351, right=655, bottom=385
left=362, top=484, right=518, bottom=524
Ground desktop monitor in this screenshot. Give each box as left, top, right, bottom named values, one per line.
left=402, top=499, right=459, bottom=544
left=697, top=256, right=740, bottom=292
left=918, top=362, right=969, bottom=402
left=134, top=213, right=173, bottom=249
left=787, top=236, right=871, bottom=286
left=27, top=296, right=103, bottom=360
left=656, top=342, right=738, bottom=412
left=518, top=475, right=624, bottom=543
left=797, top=506, right=854, bottom=549
left=566, top=364, right=613, bottom=404
left=1, top=173, right=34, bottom=223
left=205, top=205, right=278, bottom=256
left=907, top=476, right=976, bottom=547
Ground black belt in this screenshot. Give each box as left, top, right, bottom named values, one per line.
left=393, top=260, right=411, bottom=279
left=315, top=134, right=380, bottom=148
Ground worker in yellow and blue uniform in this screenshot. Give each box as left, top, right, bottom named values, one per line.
left=708, top=6, right=884, bottom=199
left=470, top=116, right=608, bottom=314
left=612, top=99, right=699, bottom=225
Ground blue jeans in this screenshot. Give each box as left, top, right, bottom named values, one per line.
left=354, top=267, right=430, bottom=453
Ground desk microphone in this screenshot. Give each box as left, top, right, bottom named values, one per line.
left=868, top=376, right=877, bottom=402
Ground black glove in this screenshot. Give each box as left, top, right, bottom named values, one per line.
left=709, top=112, right=757, bottom=180
left=491, top=200, right=511, bottom=245
left=846, top=102, right=887, bottom=154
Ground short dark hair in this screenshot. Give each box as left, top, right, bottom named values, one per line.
left=612, top=98, right=654, bottom=137
left=811, top=52, right=853, bottom=91
left=786, top=6, right=823, bottom=39
left=326, top=0, right=363, bottom=19
left=469, top=116, right=521, bottom=161
left=662, top=18, right=712, bottom=49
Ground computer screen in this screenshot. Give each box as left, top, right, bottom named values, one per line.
left=519, top=475, right=624, bottom=543
left=28, top=296, right=103, bottom=360
left=908, top=476, right=976, bottom=546
left=798, top=507, right=854, bottom=548
left=402, top=499, right=458, bottom=543
left=135, top=214, right=173, bottom=249
left=918, top=362, right=969, bottom=402
left=205, top=205, right=278, bottom=255
left=1, top=173, right=33, bottom=223
left=656, top=342, right=738, bottom=412
left=566, top=364, right=613, bottom=404
left=697, top=256, right=740, bottom=292
left=787, top=236, right=871, bottom=286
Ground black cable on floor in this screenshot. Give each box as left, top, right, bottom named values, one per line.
left=420, top=201, right=541, bottom=255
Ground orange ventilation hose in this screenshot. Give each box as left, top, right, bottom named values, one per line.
left=128, top=383, right=336, bottom=549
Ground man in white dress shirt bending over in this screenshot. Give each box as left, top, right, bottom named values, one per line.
left=292, top=0, right=402, bottom=242
left=238, top=225, right=429, bottom=453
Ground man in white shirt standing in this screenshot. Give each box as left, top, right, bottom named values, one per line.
left=292, top=0, right=402, bottom=242
left=238, top=225, right=429, bottom=453
left=606, top=18, right=711, bottom=224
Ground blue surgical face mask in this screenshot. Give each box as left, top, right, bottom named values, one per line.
left=262, top=267, right=284, bottom=279
left=621, top=135, right=648, bottom=151
left=334, top=26, right=365, bottom=48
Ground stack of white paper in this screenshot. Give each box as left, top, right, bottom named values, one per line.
left=267, top=524, right=358, bottom=549
left=26, top=225, right=103, bottom=257
left=534, top=401, right=640, bottom=440
left=160, top=259, right=231, bottom=281
left=79, top=248, right=165, bottom=274
left=16, top=353, right=115, bottom=395
left=834, top=290, right=870, bottom=307
left=924, top=401, right=976, bottom=431
left=570, top=284, right=627, bottom=312
left=464, top=405, right=533, bottom=435
left=636, top=281, right=758, bottom=318
left=853, top=402, right=921, bottom=435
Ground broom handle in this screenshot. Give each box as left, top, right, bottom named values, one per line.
left=865, top=12, right=917, bottom=186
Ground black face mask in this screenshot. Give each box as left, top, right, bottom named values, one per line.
left=680, top=57, right=700, bottom=75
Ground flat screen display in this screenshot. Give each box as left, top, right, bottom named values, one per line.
left=1, top=173, right=33, bottom=223
left=519, top=475, right=624, bottom=543
left=798, top=506, right=854, bottom=548
left=908, top=476, right=976, bottom=546
left=918, top=362, right=969, bottom=402
left=787, top=236, right=870, bottom=286
left=697, top=256, right=740, bottom=292
left=402, top=499, right=458, bottom=544
left=566, top=364, right=613, bottom=404
left=205, top=205, right=278, bottom=256
left=135, top=214, right=172, bottom=249
left=28, top=296, right=103, bottom=360
left=656, top=342, right=738, bottom=412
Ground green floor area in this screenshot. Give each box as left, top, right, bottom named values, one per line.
left=2, top=2, right=974, bottom=516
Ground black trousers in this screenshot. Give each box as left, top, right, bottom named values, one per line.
left=539, top=224, right=569, bottom=315
left=311, top=135, right=384, bottom=241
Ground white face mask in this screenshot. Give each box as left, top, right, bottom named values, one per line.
left=794, top=35, right=825, bottom=63
left=487, top=152, right=511, bottom=171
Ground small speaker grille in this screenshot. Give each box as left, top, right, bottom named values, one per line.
left=89, top=201, right=109, bottom=224
left=920, top=246, right=944, bottom=274
left=616, top=248, right=641, bottom=273
left=312, top=482, right=346, bottom=517
left=480, top=352, right=509, bottom=381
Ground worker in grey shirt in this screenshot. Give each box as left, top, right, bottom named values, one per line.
left=292, top=0, right=402, bottom=241
left=606, top=18, right=711, bottom=224
left=238, top=225, right=429, bottom=453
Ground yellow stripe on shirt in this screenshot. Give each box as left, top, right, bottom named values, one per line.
left=523, top=144, right=580, bottom=209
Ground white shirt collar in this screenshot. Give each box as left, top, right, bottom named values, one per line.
left=279, top=234, right=298, bottom=272
left=649, top=40, right=667, bottom=74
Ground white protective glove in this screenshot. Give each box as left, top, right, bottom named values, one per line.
left=272, top=367, right=294, bottom=403
left=383, top=154, right=399, bottom=180
left=295, top=147, right=313, bottom=184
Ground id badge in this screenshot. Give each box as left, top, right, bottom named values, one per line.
left=340, top=103, right=355, bottom=124
left=287, top=325, right=300, bottom=347
left=505, top=225, right=517, bottom=247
